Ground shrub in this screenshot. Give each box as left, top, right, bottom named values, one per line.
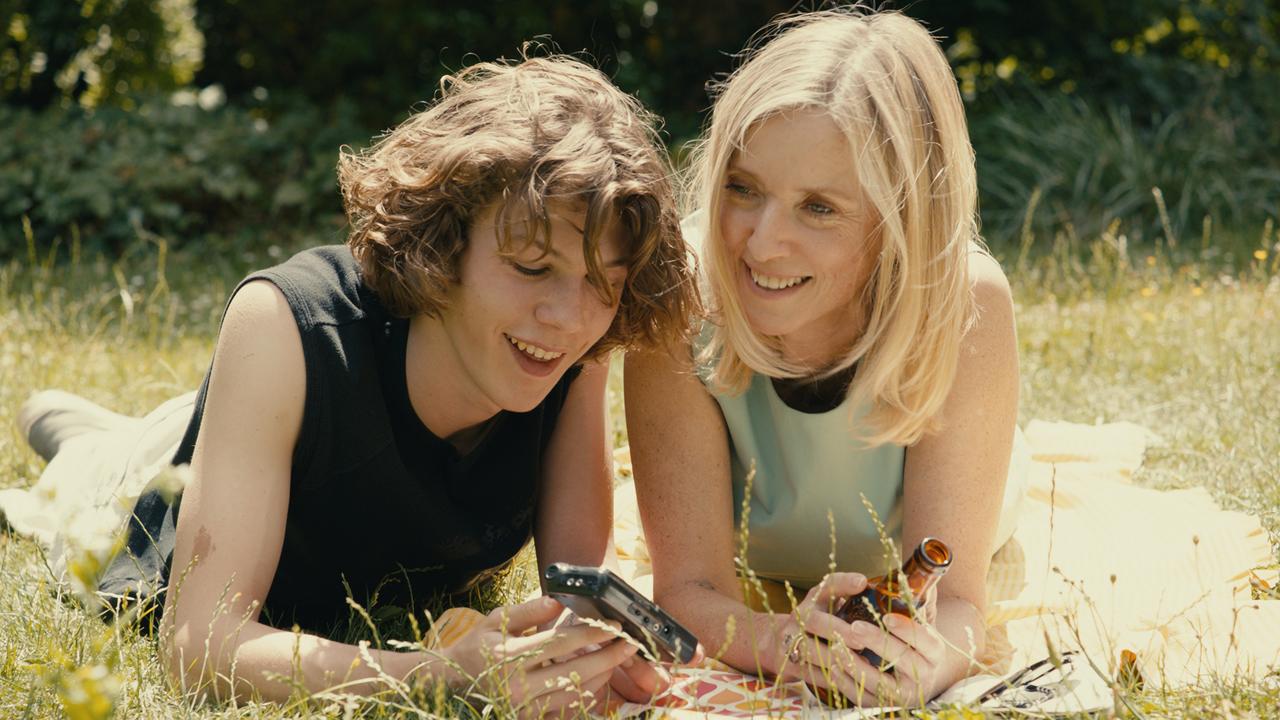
left=970, top=89, right=1280, bottom=249
left=0, top=96, right=365, bottom=257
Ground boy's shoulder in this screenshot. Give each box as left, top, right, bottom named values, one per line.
left=247, top=245, right=378, bottom=329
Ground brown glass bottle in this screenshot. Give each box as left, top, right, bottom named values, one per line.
left=833, top=537, right=952, bottom=669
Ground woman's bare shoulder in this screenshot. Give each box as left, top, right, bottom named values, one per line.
left=967, top=248, right=1013, bottom=296
left=965, top=249, right=1014, bottom=330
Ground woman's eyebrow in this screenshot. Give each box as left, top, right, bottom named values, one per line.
left=727, top=162, right=858, bottom=204
left=799, top=185, right=859, bottom=204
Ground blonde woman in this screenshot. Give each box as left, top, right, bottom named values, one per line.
left=625, top=9, right=1028, bottom=707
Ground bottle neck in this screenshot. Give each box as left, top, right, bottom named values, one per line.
left=896, top=542, right=950, bottom=596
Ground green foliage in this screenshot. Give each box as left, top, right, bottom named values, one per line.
left=1, top=0, right=202, bottom=110
left=913, top=1, right=1280, bottom=248
left=914, top=0, right=1280, bottom=107
left=170, top=1, right=1280, bottom=148
left=190, top=0, right=797, bottom=144
left=4, top=1, right=1278, bottom=260
left=7, top=1, right=1280, bottom=145
left=970, top=89, right=1280, bottom=247
left=0, top=97, right=365, bottom=257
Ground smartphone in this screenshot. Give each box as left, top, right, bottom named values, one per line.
left=544, top=563, right=698, bottom=663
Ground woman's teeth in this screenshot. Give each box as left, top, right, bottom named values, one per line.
left=750, top=269, right=808, bottom=290
left=507, top=335, right=563, bottom=362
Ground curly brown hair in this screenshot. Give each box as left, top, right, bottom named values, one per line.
left=338, top=54, right=698, bottom=359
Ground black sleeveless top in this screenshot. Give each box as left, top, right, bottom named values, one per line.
left=100, top=246, right=579, bottom=632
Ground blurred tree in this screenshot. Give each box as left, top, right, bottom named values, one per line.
left=613, top=1, right=795, bottom=144
left=197, top=1, right=626, bottom=128
left=190, top=0, right=1280, bottom=143
left=4, top=0, right=1277, bottom=257
left=191, top=0, right=794, bottom=142
left=1, top=0, right=202, bottom=110
left=1, top=2, right=86, bottom=108
left=7, top=0, right=1278, bottom=129
left=907, top=0, right=1279, bottom=110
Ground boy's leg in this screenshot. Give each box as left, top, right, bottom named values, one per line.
left=18, top=389, right=139, bottom=461
left=5, top=390, right=196, bottom=587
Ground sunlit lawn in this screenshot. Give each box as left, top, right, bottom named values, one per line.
left=1, top=227, right=1277, bottom=717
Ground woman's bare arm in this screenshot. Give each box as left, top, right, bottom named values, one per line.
left=898, top=251, right=1020, bottom=693
left=624, top=348, right=798, bottom=674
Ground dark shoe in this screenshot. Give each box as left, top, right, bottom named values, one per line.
left=17, top=390, right=134, bottom=461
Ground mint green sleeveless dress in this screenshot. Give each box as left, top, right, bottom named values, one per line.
left=682, top=212, right=1028, bottom=587
left=701, top=362, right=1030, bottom=588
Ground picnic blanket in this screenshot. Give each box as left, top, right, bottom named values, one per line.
left=596, top=419, right=1280, bottom=714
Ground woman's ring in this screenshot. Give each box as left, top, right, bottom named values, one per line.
left=784, top=632, right=802, bottom=663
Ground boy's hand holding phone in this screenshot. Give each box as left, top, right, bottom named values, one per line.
left=544, top=563, right=702, bottom=664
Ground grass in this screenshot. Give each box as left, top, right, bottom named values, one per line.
left=1, top=217, right=1277, bottom=718
left=969, top=90, right=1280, bottom=248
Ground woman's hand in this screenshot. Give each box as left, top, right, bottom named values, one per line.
left=775, top=573, right=868, bottom=686
left=441, top=596, right=640, bottom=717
left=841, top=610, right=951, bottom=707
left=778, top=572, right=950, bottom=708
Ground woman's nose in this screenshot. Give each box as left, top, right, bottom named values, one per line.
left=744, top=202, right=789, bottom=263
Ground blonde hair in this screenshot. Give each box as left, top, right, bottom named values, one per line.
left=689, top=8, right=980, bottom=445
left=339, top=54, right=698, bottom=360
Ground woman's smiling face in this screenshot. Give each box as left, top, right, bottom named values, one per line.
left=436, top=201, right=628, bottom=414
left=717, top=109, right=879, bottom=367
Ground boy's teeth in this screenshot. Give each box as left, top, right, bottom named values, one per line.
left=508, top=335, right=563, bottom=361
left=751, top=269, right=807, bottom=290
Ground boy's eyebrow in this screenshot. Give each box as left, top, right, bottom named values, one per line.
left=560, top=215, right=585, bottom=234
left=537, top=243, right=630, bottom=268
left=524, top=211, right=628, bottom=268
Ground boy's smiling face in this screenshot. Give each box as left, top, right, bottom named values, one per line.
left=435, top=200, right=628, bottom=414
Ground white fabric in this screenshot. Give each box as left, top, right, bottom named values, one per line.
left=0, top=392, right=196, bottom=584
